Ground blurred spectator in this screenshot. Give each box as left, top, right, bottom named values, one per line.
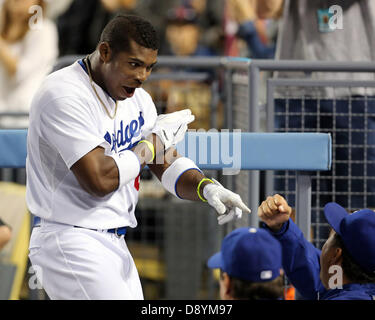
left=128, top=0, right=178, bottom=54
left=145, top=3, right=223, bottom=131
left=0, top=0, right=58, bottom=128
left=0, top=217, right=11, bottom=251
left=44, top=0, right=74, bottom=21
left=224, top=0, right=278, bottom=58
left=57, top=0, right=138, bottom=56
left=181, top=0, right=226, bottom=55
left=129, top=0, right=225, bottom=55
left=207, top=227, right=284, bottom=300
left=162, top=5, right=216, bottom=57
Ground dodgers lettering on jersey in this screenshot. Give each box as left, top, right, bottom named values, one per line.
left=105, top=111, right=145, bottom=152
left=26, top=61, right=158, bottom=229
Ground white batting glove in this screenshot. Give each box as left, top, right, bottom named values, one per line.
left=203, top=178, right=251, bottom=225
left=151, top=109, right=195, bottom=150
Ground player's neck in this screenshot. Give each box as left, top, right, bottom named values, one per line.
left=87, top=52, right=109, bottom=94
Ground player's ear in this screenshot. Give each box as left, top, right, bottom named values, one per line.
left=98, top=42, right=112, bottom=63
left=221, top=272, right=233, bottom=299
left=331, top=246, right=343, bottom=266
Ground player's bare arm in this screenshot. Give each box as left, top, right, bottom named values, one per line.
left=258, top=194, right=292, bottom=231
left=148, top=142, right=250, bottom=225
left=148, top=146, right=210, bottom=202
left=71, top=133, right=158, bottom=197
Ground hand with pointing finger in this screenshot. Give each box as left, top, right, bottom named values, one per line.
left=203, top=178, right=251, bottom=225
left=257, top=194, right=292, bottom=232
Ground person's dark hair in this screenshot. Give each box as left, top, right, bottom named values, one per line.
left=220, top=270, right=284, bottom=300
left=99, top=14, right=159, bottom=55
left=333, top=233, right=375, bottom=283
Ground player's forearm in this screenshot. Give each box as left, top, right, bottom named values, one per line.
left=268, top=220, right=325, bottom=299
left=72, top=144, right=152, bottom=198
left=148, top=149, right=212, bottom=201
left=175, top=169, right=212, bottom=201
left=93, top=141, right=155, bottom=196
left=72, top=151, right=120, bottom=197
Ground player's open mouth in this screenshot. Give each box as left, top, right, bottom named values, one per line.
left=123, top=86, right=136, bottom=97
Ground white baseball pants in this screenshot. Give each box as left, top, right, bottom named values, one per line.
left=28, top=220, right=144, bottom=300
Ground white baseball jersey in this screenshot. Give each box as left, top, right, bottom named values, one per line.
left=26, top=61, right=157, bottom=229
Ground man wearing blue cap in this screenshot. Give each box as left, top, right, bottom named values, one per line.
left=207, top=227, right=284, bottom=300
left=258, top=194, right=375, bottom=300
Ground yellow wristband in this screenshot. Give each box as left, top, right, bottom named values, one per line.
left=197, top=178, right=213, bottom=202
left=138, top=140, right=155, bottom=163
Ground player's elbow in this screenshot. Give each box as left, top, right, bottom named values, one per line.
left=73, top=171, right=115, bottom=198
left=86, top=176, right=115, bottom=198
left=71, top=156, right=117, bottom=198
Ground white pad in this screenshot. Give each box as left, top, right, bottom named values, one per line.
left=109, top=150, right=141, bottom=189
left=161, top=157, right=201, bottom=198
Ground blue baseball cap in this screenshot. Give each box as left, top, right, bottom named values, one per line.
left=324, top=202, right=375, bottom=273
left=207, top=227, right=282, bottom=282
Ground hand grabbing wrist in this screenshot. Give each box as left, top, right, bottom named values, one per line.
left=268, top=223, right=285, bottom=233
left=151, top=109, right=194, bottom=150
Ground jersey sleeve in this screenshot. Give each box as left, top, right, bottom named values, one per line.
left=262, top=219, right=327, bottom=300
left=39, top=95, right=104, bottom=169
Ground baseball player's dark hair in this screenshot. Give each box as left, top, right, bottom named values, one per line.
left=220, top=270, right=284, bottom=300
left=99, top=14, right=159, bottom=56
left=333, top=233, right=375, bottom=283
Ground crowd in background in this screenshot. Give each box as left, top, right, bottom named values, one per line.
left=55, top=0, right=278, bottom=58
left=0, top=0, right=279, bottom=129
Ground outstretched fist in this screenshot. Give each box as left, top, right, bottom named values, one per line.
left=258, top=194, right=292, bottom=232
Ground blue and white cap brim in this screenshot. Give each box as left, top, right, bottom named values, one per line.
left=324, top=202, right=348, bottom=236
left=207, top=252, right=223, bottom=270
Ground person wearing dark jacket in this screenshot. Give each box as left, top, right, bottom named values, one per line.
left=258, top=194, right=375, bottom=300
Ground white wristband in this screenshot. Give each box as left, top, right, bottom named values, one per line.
left=109, top=150, right=141, bottom=189
left=161, top=157, right=201, bottom=198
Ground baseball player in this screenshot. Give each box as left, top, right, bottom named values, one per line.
left=259, top=194, right=375, bottom=300
left=26, top=14, right=250, bottom=300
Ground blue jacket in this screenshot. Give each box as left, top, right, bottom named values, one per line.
left=263, top=219, right=375, bottom=300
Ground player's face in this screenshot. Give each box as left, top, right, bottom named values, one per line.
left=103, top=39, right=158, bottom=101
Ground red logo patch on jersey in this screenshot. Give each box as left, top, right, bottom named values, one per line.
left=134, top=174, right=140, bottom=191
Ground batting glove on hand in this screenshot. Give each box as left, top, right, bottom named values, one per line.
left=203, top=178, right=251, bottom=225
left=151, top=109, right=195, bottom=150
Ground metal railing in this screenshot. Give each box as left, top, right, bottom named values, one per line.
left=240, top=60, right=375, bottom=248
